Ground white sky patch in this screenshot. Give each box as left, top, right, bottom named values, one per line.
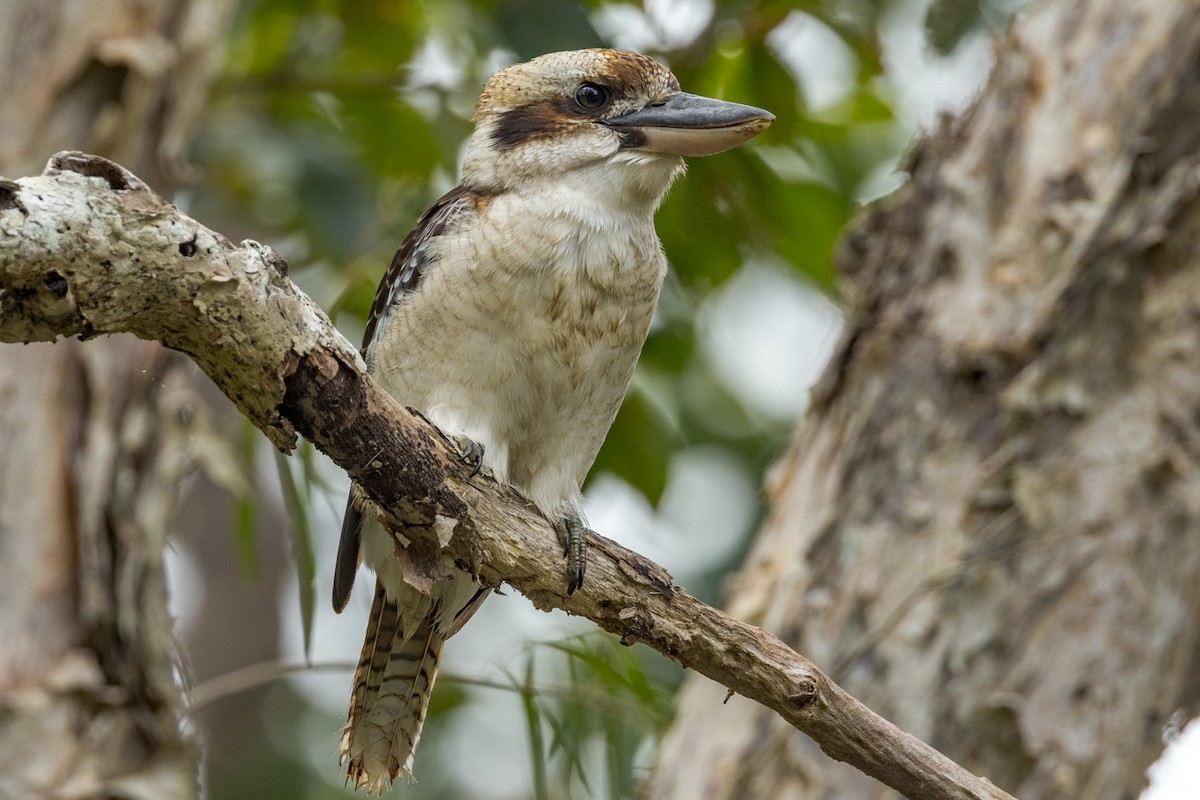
left=699, top=264, right=843, bottom=421
left=646, top=0, right=714, bottom=49
left=767, top=11, right=859, bottom=112
left=586, top=473, right=663, bottom=560
left=164, top=541, right=204, bottom=633
left=655, top=447, right=758, bottom=572
left=406, top=35, right=465, bottom=90
left=878, top=0, right=995, bottom=126
left=856, top=154, right=911, bottom=202
left=587, top=446, right=757, bottom=578
left=1141, top=716, right=1200, bottom=800
left=591, top=4, right=658, bottom=52
left=403, top=36, right=466, bottom=120
left=754, top=141, right=839, bottom=188
left=591, top=0, right=714, bottom=53
left=481, top=47, right=519, bottom=81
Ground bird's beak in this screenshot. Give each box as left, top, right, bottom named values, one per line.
left=604, top=92, right=774, bottom=157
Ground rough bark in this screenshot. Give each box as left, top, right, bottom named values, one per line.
left=0, top=1, right=235, bottom=796
left=647, top=1, right=1200, bottom=799
left=0, top=153, right=1016, bottom=800
left=0, top=340, right=200, bottom=799
left=0, top=0, right=232, bottom=188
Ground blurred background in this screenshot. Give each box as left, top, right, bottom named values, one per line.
left=6, top=0, right=1176, bottom=797
left=164, top=1, right=1011, bottom=798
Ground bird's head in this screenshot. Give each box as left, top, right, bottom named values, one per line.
left=461, top=49, right=773, bottom=207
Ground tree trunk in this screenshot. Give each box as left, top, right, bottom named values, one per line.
left=0, top=1, right=234, bottom=795
left=0, top=340, right=201, bottom=798
left=647, top=1, right=1200, bottom=799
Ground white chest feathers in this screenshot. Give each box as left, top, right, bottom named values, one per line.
left=369, top=182, right=668, bottom=514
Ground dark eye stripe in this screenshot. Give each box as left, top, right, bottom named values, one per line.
left=491, top=98, right=574, bottom=151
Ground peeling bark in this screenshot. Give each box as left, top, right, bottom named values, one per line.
left=647, top=1, right=1200, bottom=799
left=0, top=341, right=201, bottom=799
left=0, top=1, right=235, bottom=796
left=0, top=153, right=1015, bottom=800
left=0, top=0, right=235, bottom=187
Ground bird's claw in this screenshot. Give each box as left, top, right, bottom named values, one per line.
left=455, top=436, right=486, bottom=477
left=558, top=513, right=587, bottom=595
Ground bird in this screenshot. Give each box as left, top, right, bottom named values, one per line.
left=332, top=47, right=772, bottom=793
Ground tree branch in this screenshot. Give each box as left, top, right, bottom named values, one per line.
left=0, top=153, right=1015, bottom=800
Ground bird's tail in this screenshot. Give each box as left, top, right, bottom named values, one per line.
left=340, top=583, right=444, bottom=795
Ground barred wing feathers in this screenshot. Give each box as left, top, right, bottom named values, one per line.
left=333, top=185, right=481, bottom=613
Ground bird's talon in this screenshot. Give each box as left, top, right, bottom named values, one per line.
left=456, top=437, right=485, bottom=477
left=559, top=513, right=587, bottom=595
left=567, top=563, right=584, bottom=596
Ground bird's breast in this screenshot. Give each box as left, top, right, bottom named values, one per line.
left=370, top=190, right=667, bottom=512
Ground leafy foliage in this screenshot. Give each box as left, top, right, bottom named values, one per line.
left=182, top=1, right=1005, bottom=797
left=513, top=635, right=676, bottom=800
left=274, top=446, right=320, bottom=658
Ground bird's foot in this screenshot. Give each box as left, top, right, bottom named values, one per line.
left=453, top=435, right=486, bottom=477
left=556, top=512, right=587, bottom=595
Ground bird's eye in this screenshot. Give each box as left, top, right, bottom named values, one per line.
left=574, top=83, right=610, bottom=112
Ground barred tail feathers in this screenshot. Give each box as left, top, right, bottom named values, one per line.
left=340, top=583, right=444, bottom=794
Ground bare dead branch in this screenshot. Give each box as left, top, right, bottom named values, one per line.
left=0, top=152, right=1016, bottom=800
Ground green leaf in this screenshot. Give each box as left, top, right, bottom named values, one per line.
left=494, top=0, right=604, bottom=59
left=274, top=448, right=317, bottom=661
left=925, top=0, right=985, bottom=56
left=521, top=658, right=550, bottom=800
left=232, top=420, right=262, bottom=582
left=589, top=381, right=680, bottom=504
left=232, top=494, right=260, bottom=581
left=295, top=150, right=376, bottom=257
left=339, top=95, right=441, bottom=180
left=604, top=712, right=636, bottom=800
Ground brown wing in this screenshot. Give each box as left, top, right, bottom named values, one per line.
left=332, top=492, right=363, bottom=614
left=360, top=185, right=479, bottom=349
left=332, top=185, right=481, bottom=613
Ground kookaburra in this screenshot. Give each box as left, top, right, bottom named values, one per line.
left=334, top=48, right=772, bottom=792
